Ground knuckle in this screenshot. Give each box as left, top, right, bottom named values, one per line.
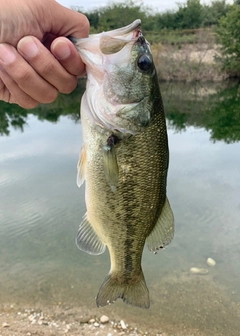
left=78, top=15, right=90, bottom=36
left=18, top=98, right=39, bottom=109
left=39, top=61, right=55, bottom=77
left=41, top=88, right=58, bottom=103
left=60, top=77, right=77, bottom=94
left=14, top=68, right=33, bottom=84
left=0, top=84, right=10, bottom=103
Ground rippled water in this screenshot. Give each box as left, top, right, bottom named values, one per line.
left=0, top=81, right=240, bottom=335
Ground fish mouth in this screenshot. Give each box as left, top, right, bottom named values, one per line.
left=100, top=19, right=142, bottom=38
left=70, top=20, right=142, bottom=57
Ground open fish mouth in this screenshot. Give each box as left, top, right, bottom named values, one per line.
left=69, top=19, right=143, bottom=58
left=93, top=19, right=142, bottom=39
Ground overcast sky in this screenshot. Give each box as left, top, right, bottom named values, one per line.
left=56, top=0, right=179, bottom=12
left=57, top=0, right=235, bottom=14
left=57, top=0, right=235, bottom=13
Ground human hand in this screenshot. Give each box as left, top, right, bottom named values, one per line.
left=0, top=0, right=89, bottom=108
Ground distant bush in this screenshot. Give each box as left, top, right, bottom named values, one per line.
left=215, top=4, right=240, bottom=77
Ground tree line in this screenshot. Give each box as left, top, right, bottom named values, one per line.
left=79, top=0, right=231, bottom=32
left=1, top=81, right=240, bottom=144
left=78, top=0, right=240, bottom=78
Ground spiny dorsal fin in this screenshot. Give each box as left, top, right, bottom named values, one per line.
left=77, top=146, right=86, bottom=187
left=146, top=197, right=174, bottom=254
left=76, top=214, right=106, bottom=255
left=102, top=144, right=119, bottom=192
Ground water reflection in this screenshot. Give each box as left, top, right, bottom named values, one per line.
left=1, top=80, right=240, bottom=335
left=0, top=79, right=85, bottom=136
left=163, top=81, right=240, bottom=144
left=1, top=80, right=240, bottom=143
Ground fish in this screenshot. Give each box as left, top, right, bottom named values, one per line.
left=71, top=19, right=174, bottom=309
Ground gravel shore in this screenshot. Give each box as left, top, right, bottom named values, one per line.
left=0, top=306, right=155, bottom=336
left=0, top=304, right=207, bottom=336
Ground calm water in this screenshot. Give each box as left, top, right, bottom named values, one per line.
left=0, top=81, right=240, bottom=335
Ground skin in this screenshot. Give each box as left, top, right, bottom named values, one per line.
left=0, top=0, right=89, bottom=108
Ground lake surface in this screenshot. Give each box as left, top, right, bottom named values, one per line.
left=0, top=81, right=240, bottom=335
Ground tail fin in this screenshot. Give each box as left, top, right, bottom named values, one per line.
left=96, top=271, right=150, bottom=309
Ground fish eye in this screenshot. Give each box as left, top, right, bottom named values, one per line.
left=137, top=54, right=152, bottom=72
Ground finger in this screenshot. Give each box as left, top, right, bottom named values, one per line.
left=51, top=37, right=85, bottom=77
left=17, top=36, right=78, bottom=94
left=0, top=43, right=58, bottom=104
left=0, top=66, right=39, bottom=108
left=47, top=4, right=90, bottom=39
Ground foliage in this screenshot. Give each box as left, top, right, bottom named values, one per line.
left=204, top=83, right=240, bottom=143
left=82, top=1, right=150, bottom=33
left=80, top=0, right=232, bottom=33
left=176, top=0, right=203, bottom=29
left=215, top=4, right=240, bottom=77
left=201, top=0, right=230, bottom=26
left=163, top=82, right=240, bottom=143
left=0, top=80, right=85, bottom=136
left=1, top=80, right=240, bottom=144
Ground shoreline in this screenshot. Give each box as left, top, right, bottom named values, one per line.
left=0, top=304, right=207, bottom=336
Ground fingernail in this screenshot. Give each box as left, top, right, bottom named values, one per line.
left=52, top=40, right=71, bottom=60
left=18, top=36, right=38, bottom=58
left=0, top=44, right=16, bottom=64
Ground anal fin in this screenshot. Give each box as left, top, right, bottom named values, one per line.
left=76, top=214, right=106, bottom=255
left=146, top=197, right=174, bottom=254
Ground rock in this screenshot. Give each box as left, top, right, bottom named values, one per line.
left=206, top=258, right=216, bottom=267
left=100, top=315, right=109, bottom=324
left=89, top=318, right=95, bottom=323
left=93, top=322, right=100, bottom=327
left=80, top=317, right=90, bottom=324
left=190, top=267, right=209, bottom=275
left=120, top=320, right=127, bottom=330
left=2, top=322, right=10, bottom=328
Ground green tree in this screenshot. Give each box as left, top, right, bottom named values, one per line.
left=177, top=0, right=203, bottom=29
left=84, top=1, right=149, bottom=32
left=215, top=4, right=240, bottom=77
left=155, top=0, right=203, bottom=30
left=204, top=83, right=240, bottom=143
left=202, top=0, right=230, bottom=27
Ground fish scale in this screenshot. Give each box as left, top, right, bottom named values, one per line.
left=72, top=19, right=174, bottom=308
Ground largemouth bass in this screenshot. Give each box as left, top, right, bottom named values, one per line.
left=72, top=20, right=174, bottom=309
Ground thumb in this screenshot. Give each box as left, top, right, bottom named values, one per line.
left=48, top=2, right=90, bottom=39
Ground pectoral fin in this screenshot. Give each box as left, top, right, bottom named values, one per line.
left=76, top=214, right=106, bottom=255
left=146, top=197, right=174, bottom=254
left=77, top=146, right=86, bottom=187
left=102, top=144, right=119, bottom=192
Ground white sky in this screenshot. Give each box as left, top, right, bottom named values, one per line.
left=57, top=0, right=233, bottom=13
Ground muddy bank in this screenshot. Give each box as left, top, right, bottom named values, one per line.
left=152, top=43, right=226, bottom=82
